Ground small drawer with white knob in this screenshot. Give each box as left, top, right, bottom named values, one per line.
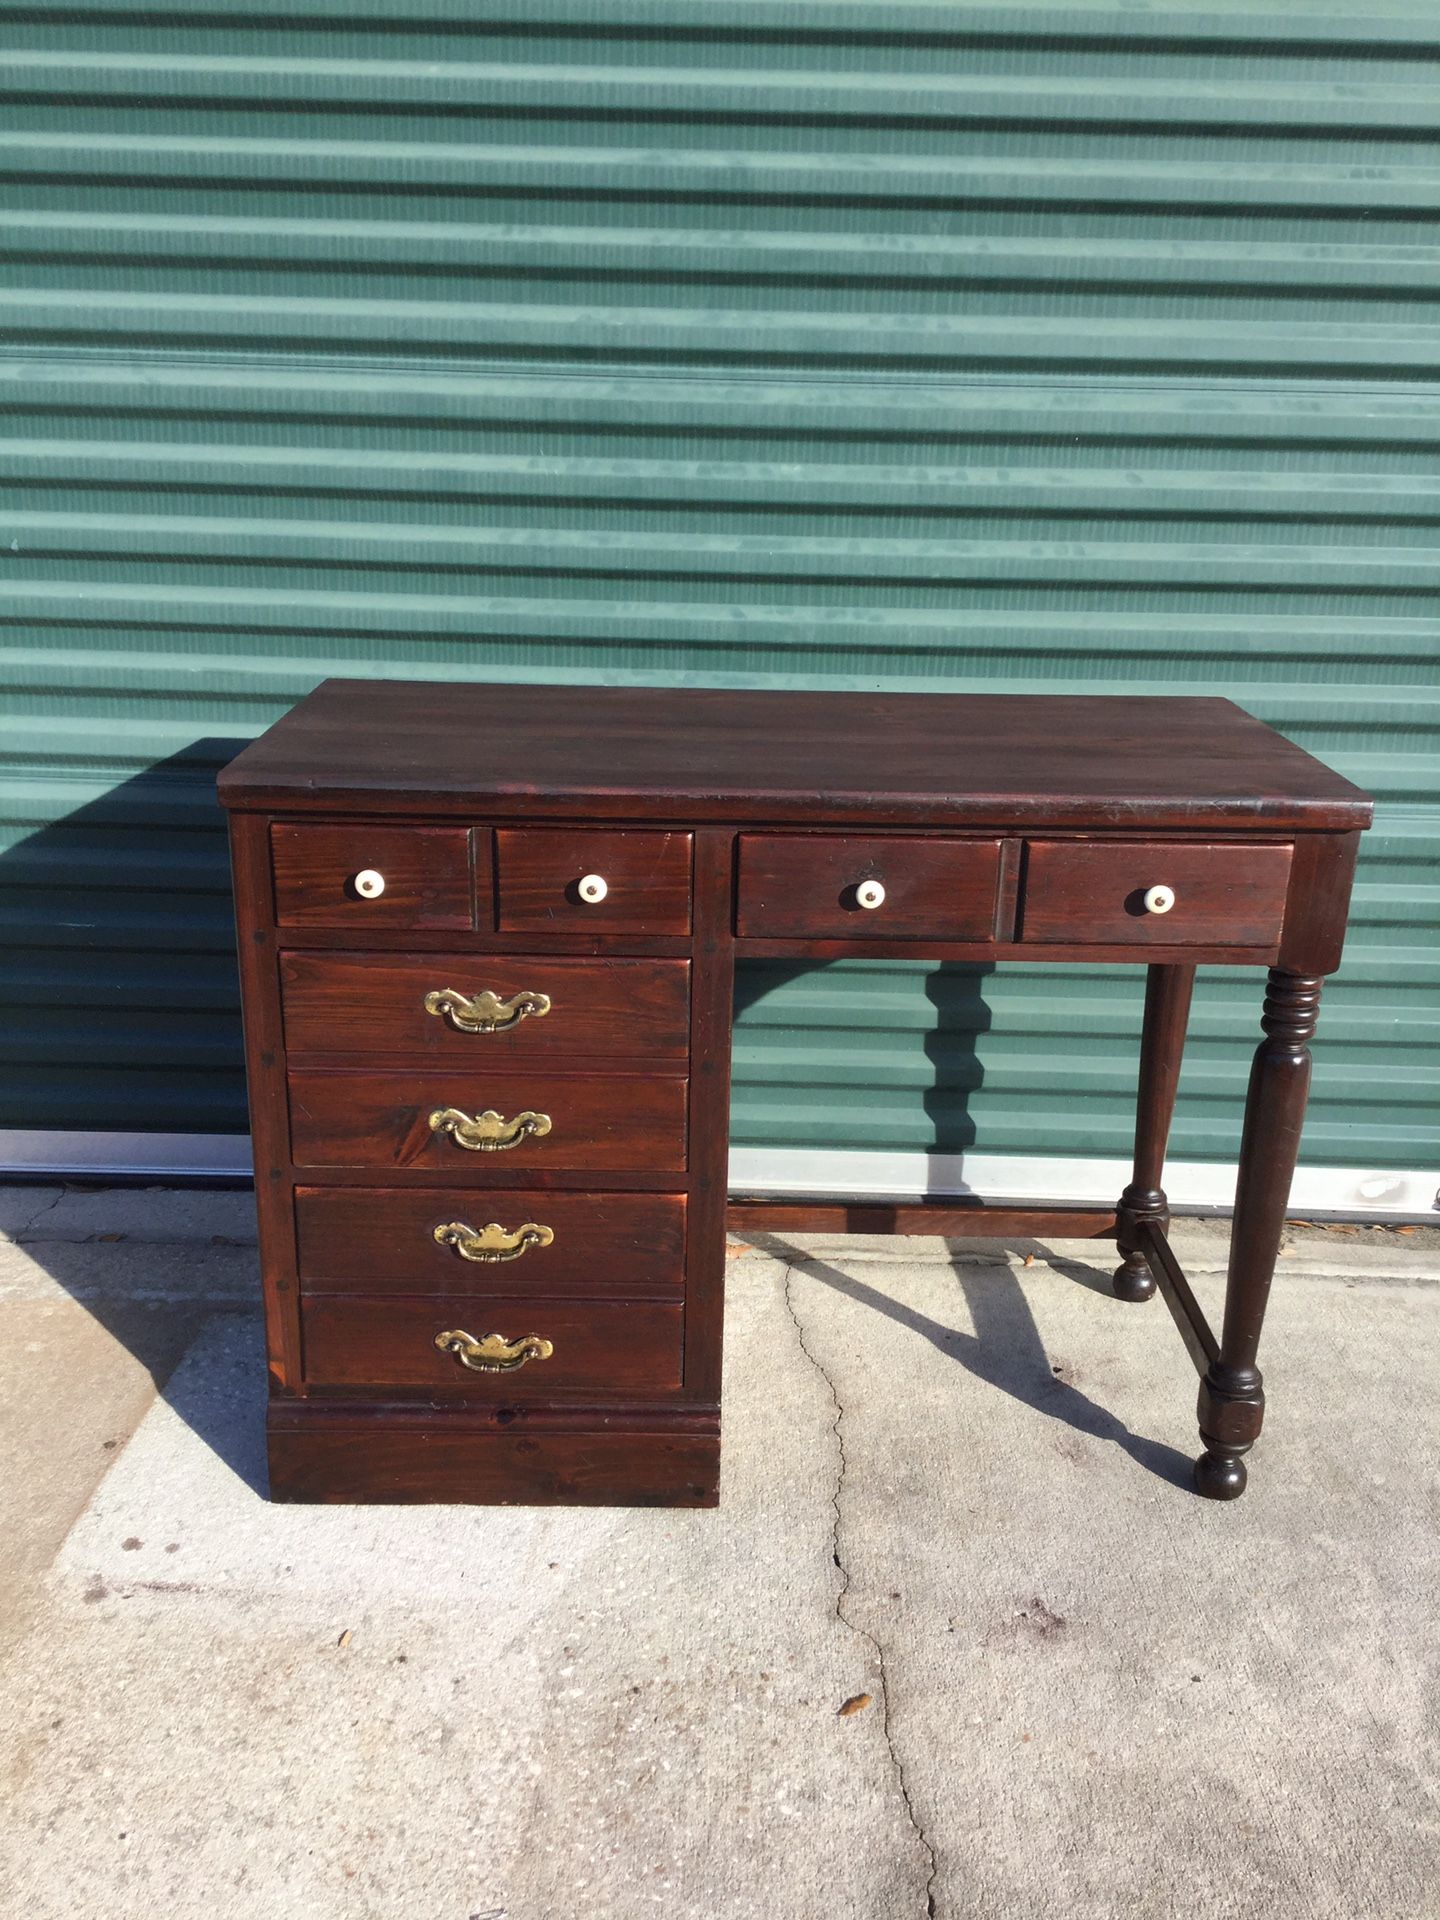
left=736, top=835, right=1002, bottom=939
left=1019, top=840, right=1293, bottom=948
left=495, top=829, right=693, bottom=936
left=271, top=823, right=474, bottom=929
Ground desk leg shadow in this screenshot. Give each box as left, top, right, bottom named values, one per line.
left=738, top=1232, right=1194, bottom=1491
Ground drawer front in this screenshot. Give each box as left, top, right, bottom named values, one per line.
left=495, top=828, right=693, bottom=936
left=288, top=1069, right=688, bottom=1172
left=737, top=834, right=1002, bottom=939
left=302, top=1296, right=684, bottom=1394
left=1020, top=840, right=1293, bottom=946
left=272, top=823, right=473, bottom=929
left=295, top=1186, right=686, bottom=1296
left=281, top=952, right=690, bottom=1062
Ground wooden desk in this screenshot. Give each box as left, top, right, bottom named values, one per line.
left=219, top=683, right=1373, bottom=1506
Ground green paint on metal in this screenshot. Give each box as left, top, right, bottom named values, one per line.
left=0, top=3, right=1435, bottom=1172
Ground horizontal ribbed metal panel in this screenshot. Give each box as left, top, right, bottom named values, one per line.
left=1, top=1, right=1435, bottom=1178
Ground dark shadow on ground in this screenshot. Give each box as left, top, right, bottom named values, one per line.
left=737, top=1231, right=1194, bottom=1490
left=2, top=738, right=267, bottom=1491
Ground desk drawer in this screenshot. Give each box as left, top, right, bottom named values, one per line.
left=496, top=828, right=693, bottom=935
left=281, top=952, right=690, bottom=1062
left=295, top=1187, right=686, bottom=1296
left=289, top=1068, right=688, bottom=1173
left=272, top=823, right=473, bottom=929
left=302, top=1296, right=684, bottom=1394
left=1020, top=840, right=1293, bottom=947
left=737, top=835, right=1002, bottom=939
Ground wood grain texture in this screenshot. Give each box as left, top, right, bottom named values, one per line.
left=1196, top=970, right=1323, bottom=1501
left=289, top=1068, right=688, bottom=1173
left=301, top=1296, right=684, bottom=1393
left=268, top=1409, right=719, bottom=1506
left=736, top=833, right=1001, bottom=939
left=219, top=682, right=1375, bottom=833
left=1113, top=963, right=1196, bottom=1303
left=280, top=950, right=691, bottom=1061
left=681, top=828, right=738, bottom=1403
left=733, top=937, right=1284, bottom=966
left=227, top=811, right=303, bottom=1392
left=1279, top=830, right=1364, bottom=975
left=1020, top=839, right=1293, bottom=947
left=271, top=821, right=475, bottom=929
left=295, top=1185, right=686, bottom=1295
left=727, top=1199, right=1118, bottom=1236
left=496, top=827, right=693, bottom=935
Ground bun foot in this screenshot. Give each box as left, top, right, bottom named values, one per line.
left=1193, top=1449, right=1248, bottom=1501
left=1112, top=1254, right=1156, bottom=1303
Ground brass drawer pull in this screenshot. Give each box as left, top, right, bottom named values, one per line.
left=429, top=1107, right=552, bottom=1152
left=424, top=987, right=552, bottom=1033
left=434, top=1329, right=554, bottom=1373
left=433, top=1219, right=554, bottom=1263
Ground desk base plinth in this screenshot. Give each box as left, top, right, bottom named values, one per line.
left=268, top=1403, right=721, bottom=1507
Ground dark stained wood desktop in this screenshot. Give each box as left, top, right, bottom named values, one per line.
left=221, top=681, right=1373, bottom=1508
left=224, top=683, right=1371, bottom=833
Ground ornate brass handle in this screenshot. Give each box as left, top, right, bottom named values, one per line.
left=433, top=1219, right=554, bottom=1263
left=424, top=987, right=551, bottom=1034
left=429, top=1107, right=552, bottom=1152
left=434, top=1329, right=554, bottom=1373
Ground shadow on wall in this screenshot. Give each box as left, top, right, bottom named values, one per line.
left=2, top=738, right=265, bottom=1489
left=0, top=740, right=254, bottom=1134
left=733, top=957, right=997, bottom=1157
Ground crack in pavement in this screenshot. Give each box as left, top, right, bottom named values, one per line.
left=782, top=1262, right=939, bottom=1920
left=14, top=1187, right=65, bottom=1242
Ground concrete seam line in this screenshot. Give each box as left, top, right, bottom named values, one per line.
left=781, top=1260, right=939, bottom=1919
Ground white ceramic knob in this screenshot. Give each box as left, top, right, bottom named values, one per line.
left=352, top=868, right=386, bottom=900
left=855, top=879, right=886, bottom=911
left=1143, top=884, right=1175, bottom=916
left=577, top=873, right=609, bottom=904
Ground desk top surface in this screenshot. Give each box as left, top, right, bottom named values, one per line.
left=219, top=680, right=1372, bottom=832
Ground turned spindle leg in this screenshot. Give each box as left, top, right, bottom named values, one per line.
left=1194, top=970, right=1322, bottom=1500
left=1114, top=963, right=1195, bottom=1302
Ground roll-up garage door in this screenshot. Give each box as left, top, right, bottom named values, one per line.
left=1, top=2, right=1435, bottom=1209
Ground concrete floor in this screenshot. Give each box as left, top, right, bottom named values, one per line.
left=1, top=1186, right=1437, bottom=1920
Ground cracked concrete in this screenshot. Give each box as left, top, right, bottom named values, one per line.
left=784, top=1263, right=940, bottom=1917
left=1, top=1188, right=1437, bottom=1919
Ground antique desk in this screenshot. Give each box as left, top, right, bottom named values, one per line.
left=219, top=683, right=1372, bottom=1507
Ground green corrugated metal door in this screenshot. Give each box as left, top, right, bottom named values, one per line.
left=2, top=2, right=1436, bottom=1198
